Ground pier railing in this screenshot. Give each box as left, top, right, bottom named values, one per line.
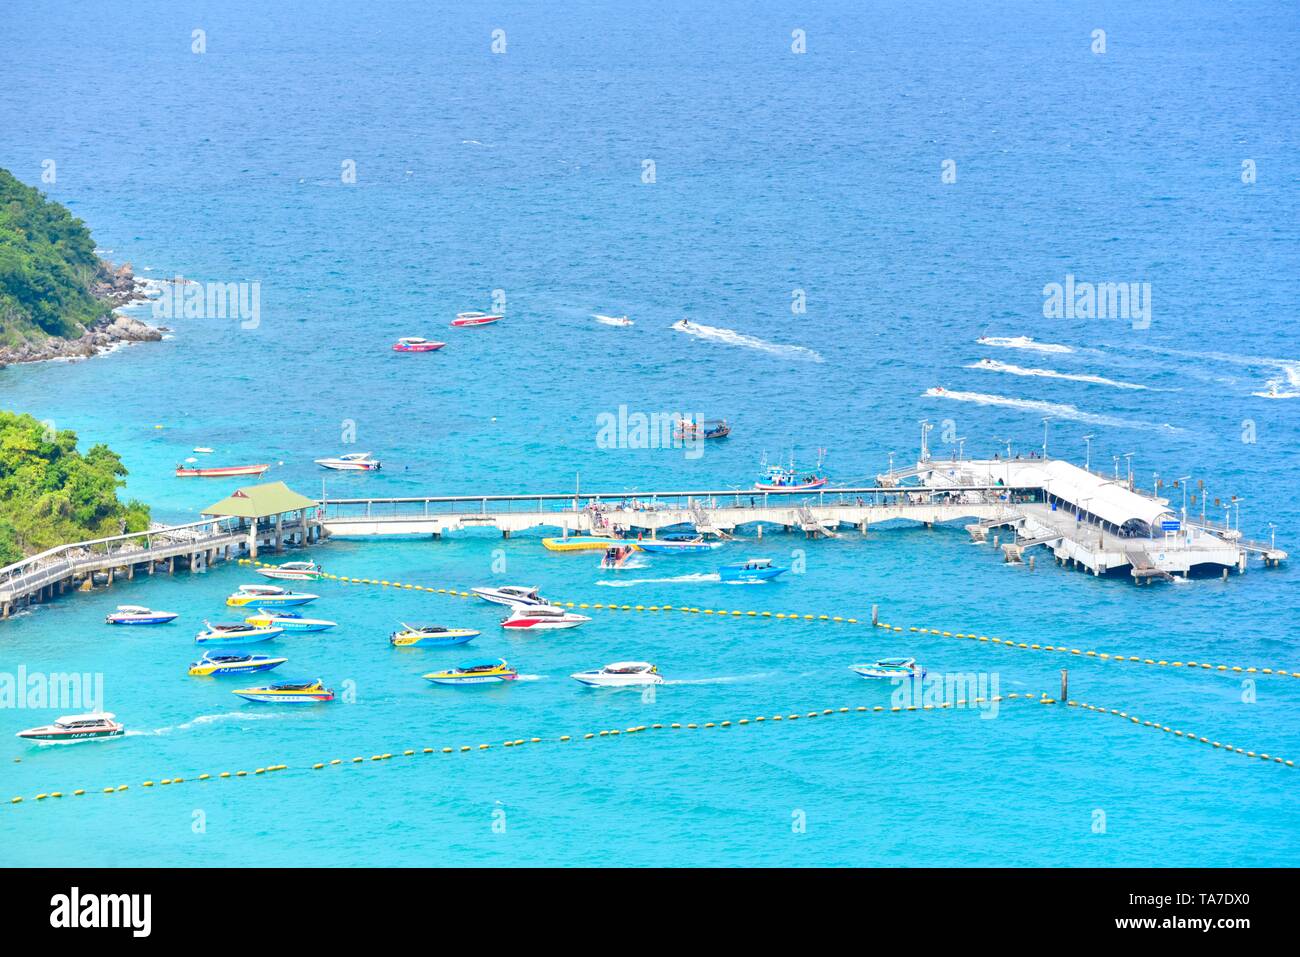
left=0, top=516, right=248, bottom=594
left=317, top=484, right=1012, bottom=522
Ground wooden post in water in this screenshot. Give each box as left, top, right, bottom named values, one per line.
left=1060, top=669, right=1068, bottom=703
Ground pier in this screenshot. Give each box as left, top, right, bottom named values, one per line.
left=317, top=454, right=1285, bottom=583
left=0, top=482, right=321, bottom=619
left=0, top=454, right=1286, bottom=618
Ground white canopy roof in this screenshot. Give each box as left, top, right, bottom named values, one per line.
left=938, top=459, right=1175, bottom=531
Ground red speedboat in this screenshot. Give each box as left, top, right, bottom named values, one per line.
left=175, top=464, right=270, bottom=478
left=393, top=337, right=446, bottom=352
left=450, top=312, right=503, bottom=328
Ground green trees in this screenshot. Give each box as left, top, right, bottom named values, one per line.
left=0, top=167, right=107, bottom=344
left=0, top=411, right=149, bottom=566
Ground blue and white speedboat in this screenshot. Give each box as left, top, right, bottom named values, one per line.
left=195, top=621, right=284, bottom=645
left=850, top=657, right=926, bottom=680
left=189, top=652, right=288, bottom=677
left=244, top=609, right=337, bottom=632
left=718, top=558, right=788, bottom=583
left=637, top=535, right=721, bottom=554
left=105, top=605, right=178, bottom=625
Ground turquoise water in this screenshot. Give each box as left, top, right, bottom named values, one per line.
left=1, top=0, right=1298, bottom=866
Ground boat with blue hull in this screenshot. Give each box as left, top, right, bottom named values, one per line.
left=189, top=652, right=288, bottom=677
left=105, top=605, right=178, bottom=625
left=390, top=624, right=480, bottom=647
left=244, top=610, right=337, bottom=632
left=719, top=558, right=788, bottom=582
left=225, top=584, right=320, bottom=607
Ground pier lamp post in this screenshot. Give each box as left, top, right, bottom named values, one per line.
left=1083, top=434, right=1094, bottom=472
left=956, top=437, right=966, bottom=461
left=1112, top=455, right=1120, bottom=479
left=919, top=420, right=934, bottom=462
left=1233, top=499, right=1244, bottom=534
left=1175, top=475, right=1190, bottom=522
left=887, top=452, right=895, bottom=478
left=1270, top=523, right=1277, bottom=550
left=1123, top=453, right=1135, bottom=489
left=1041, top=418, right=1051, bottom=458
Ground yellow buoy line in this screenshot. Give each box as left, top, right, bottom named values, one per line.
left=8, top=693, right=1291, bottom=806
left=259, top=562, right=1300, bottom=681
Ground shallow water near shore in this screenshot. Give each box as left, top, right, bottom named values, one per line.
left=1, top=0, right=1298, bottom=866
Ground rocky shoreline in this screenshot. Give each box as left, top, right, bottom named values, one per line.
left=0, top=262, right=169, bottom=368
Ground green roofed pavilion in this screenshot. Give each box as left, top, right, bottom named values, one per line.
left=202, top=481, right=318, bottom=518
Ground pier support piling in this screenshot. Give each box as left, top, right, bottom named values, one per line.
left=871, top=604, right=879, bottom=626
left=1060, top=670, right=1068, bottom=703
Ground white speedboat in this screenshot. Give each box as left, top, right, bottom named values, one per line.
left=850, top=657, right=926, bottom=680
left=255, top=560, right=323, bottom=581
left=501, top=605, right=590, bottom=630
left=472, top=585, right=549, bottom=608
left=571, top=662, right=664, bottom=687
left=16, top=712, right=124, bottom=743
left=593, top=313, right=634, bottom=327
left=105, top=605, right=178, bottom=625
left=314, top=452, right=381, bottom=471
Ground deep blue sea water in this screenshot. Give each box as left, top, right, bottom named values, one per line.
left=1, top=0, right=1297, bottom=866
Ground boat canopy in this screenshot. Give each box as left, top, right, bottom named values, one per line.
left=605, top=662, right=654, bottom=673
left=55, top=713, right=114, bottom=726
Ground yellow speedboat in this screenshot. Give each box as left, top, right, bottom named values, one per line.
left=233, top=679, right=334, bottom=703
left=422, top=660, right=518, bottom=685
left=542, top=536, right=633, bottom=553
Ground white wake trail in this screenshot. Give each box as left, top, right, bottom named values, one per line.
left=968, top=358, right=1148, bottom=390
left=976, top=335, right=1075, bottom=354
left=673, top=319, right=823, bottom=363
left=923, top=388, right=1177, bottom=431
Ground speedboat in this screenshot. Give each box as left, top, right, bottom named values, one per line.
left=225, top=584, right=319, bottom=607
left=542, top=536, right=621, bottom=552
left=600, top=545, right=639, bottom=569
left=592, top=313, right=633, bottom=327
left=450, top=311, right=503, bottom=327
left=105, top=605, right=178, bottom=625
left=175, top=463, right=269, bottom=478
left=243, top=610, right=336, bottom=632
left=850, top=657, right=927, bottom=680
left=637, top=535, right=720, bottom=554
left=233, top=679, right=334, bottom=703
left=195, top=621, right=284, bottom=644
left=754, top=462, right=828, bottom=492
left=570, top=662, right=664, bottom=688
left=392, top=337, right=446, bottom=352
left=422, top=659, right=517, bottom=685
left=189, top=652, right=288, bottom=677
left=193, top=446, right=215, bottom=453
left=16, top=712, right=124, bottom=743
left=390, top=624, right=480, bottom=647
left=314, top=452, right=381, bottom=471
left=471, top=585, right=549, bottom=608
left=501, top=605, right=590, bottom=630
left=718, top=558, right=788, bottom=583
left=675, top=418, right=731, bottom=441
left=255, top=560, right=324, bottom=580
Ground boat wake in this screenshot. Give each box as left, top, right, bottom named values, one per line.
left=662, top=673, right=770, bottom=686
left=596, top=573, right=720, bottom=587
left=592, top=313, right=634, bottom=327
left=1120, top=344, right=1300, bottom=397
left=673, top=319, right=824, bottom=363
left=150, top=711, right=301, bottom=735
left=968, top=359, right=1149, bottom=390
left=976, top=335, right=1075, bottom=354
left=923, top=388, right=1177, bottom=431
